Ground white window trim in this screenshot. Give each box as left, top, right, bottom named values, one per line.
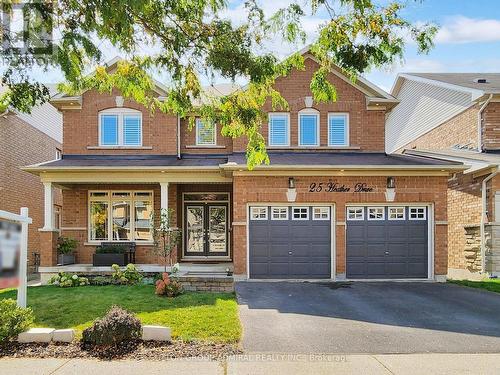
left=250, top=207, right=268, bottom=220
left=195, top=118, right=217, bottom=146
left=347, top=207, right=364, bottom=221
left=268, top=112, right=290, bottom=147
left=98, top=108, right=143, bottom=147
left=88, top=190, right=153, bottom=242
left=298, top=109, right=320, bottom=147
left=409, top=207, right=427, bottom=220
left=327, top=112, right=349, bottom=147
left=388, top=207, right=406, bottom=220
left=292, top=207, right=309, bottom=220
left=367, top=207, right=385, bottom=221
left=271, top=207, right=289, bottom=220
left=313, top=207, right=330, bottom=220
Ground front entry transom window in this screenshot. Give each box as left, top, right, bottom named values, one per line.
left=89, top=191, right=153, bottom=242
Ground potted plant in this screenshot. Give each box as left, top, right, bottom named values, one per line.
left=93, top=244, right=128, bottom=266
left=57, top=237, right=78, bottom=265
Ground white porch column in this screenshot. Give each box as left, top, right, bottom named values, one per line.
left=160, top=182, right=169, bottom=212
left=42, top=182, right=53, bottom=230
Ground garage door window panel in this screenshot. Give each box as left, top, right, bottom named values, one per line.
left=271, top=207, right=288, bottom=220
left=250, top=207, right=268, bottom=220
left=409, top=207, right=427, bottom=220
left=347, top=207, right=364, bottom=220
left=388, top=207, right=405, bottom=220
left=313, top=207, right=330, bottom=220
left=292, top=207, right=309, bottom=220
left=368, top=207, right=385, bottom=220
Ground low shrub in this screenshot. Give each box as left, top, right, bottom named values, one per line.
left=82, top=306, right=141, bottom=346
left=155, top=272, right=184, bottom=297
left=111, top=264, right=143, bottom=285
left=0, top=299, right=34, bottom=343
left=57, top=236, right=78, bottom=254
left=48, top=272, right=89, bottom=287
left=89, top=276, right=112, bottom=286
left=96, top=245, right=127, bottom=254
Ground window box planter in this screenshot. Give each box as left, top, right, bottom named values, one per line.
left=57, top=254, right=75, bottom=266
left=92, top=253, right=128, bottom=267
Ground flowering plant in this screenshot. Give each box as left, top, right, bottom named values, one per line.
left=48, top=272, right=89, bottom=287
left=155, top=272, right=183, bottom=297
left=111, top=264, right=143, bottom=285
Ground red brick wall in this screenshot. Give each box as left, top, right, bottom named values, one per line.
left=232, top=175, right=448, bottom=277
left=232, top=57, right=386, bottom=152
left=0, top=114, right=62, bottom=270
left=62, top=89, right=178, bottom=155
left=483, top=102, right=500, bottom=150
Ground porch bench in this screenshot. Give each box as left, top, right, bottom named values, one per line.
left=95, top=242, right=136, bottom=265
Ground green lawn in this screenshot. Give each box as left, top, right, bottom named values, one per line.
left=448, top=279, right=500, bottom=294
left=0, top=285, right=241, bottom=343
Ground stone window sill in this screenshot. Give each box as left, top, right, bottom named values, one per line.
left=267, top=146, right=361, bottom=150
left=185, top=145, right=226, bottom=149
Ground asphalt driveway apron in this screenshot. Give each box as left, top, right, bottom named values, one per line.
left=235, top=281, right=500, bottom=354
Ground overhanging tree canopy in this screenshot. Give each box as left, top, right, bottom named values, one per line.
left=0, top=0, right=437, bottom=168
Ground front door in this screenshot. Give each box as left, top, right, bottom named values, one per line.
left=184, top=203, right=229, bottom=257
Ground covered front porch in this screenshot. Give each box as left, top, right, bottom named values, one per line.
left=23, top=157, right=235, bottom=278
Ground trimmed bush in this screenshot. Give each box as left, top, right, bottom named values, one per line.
left=0, top=299, right=34, bottom=343
left=48, top=272, right=89, bottom=287
left=82, top=306, right=141, bottom=346
left=111, top=264, right=143, bottom=285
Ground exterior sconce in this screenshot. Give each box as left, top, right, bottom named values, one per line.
left=115, top=96, right=124, bottom=107
left=286, top=177, right=297, bottom=202
left=304, top=96, right=313, bottom=108
left=385, top=176, right=396, bottom=202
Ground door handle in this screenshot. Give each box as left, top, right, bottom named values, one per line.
left=288, top=251, right=292, bottom=255
left=384, top=251, right=389, bottom=255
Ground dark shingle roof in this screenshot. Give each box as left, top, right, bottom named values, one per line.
left=407, top=73, right=500, bottom=93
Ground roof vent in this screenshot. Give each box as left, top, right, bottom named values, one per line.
left=474, top=78, right=488, bottom=84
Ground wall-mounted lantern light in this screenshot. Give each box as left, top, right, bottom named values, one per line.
left=385, top=176, right=396, bottom=202
left=304, top=96, right=313, bottom=108
left=286, top=177, right=297, bottom=202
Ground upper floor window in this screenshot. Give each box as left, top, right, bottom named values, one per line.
left=99, top=108, right=142, bottom=146
left=196, top=118, right=216, bottom=146
left=328, top=113, right=349, bottom=146
left=268, top=113, right=290, bottom=146
left=298, top=109, right=319, bottom=146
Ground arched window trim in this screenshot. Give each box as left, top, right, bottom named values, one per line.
left=298, top=107, right=320, bottom=147
left=98, top=108, right=143, bottom=146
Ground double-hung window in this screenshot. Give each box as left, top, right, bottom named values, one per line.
left=99, top=109, right=142, bottom=146
left=328, top=113, right=349, bottom=146
left=89, top=191, right=153, bottom=242
left=268, top=113, right=290, bottom=146
left=196, top=118, right=216, bottom=146
left=298, top=110, right=319, bottom=146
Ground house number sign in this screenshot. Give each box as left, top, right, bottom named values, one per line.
left=308, top=182, right=374, bottom=193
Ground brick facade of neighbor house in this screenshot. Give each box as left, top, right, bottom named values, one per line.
left=0, top=114, right=62, bottom=271
left=483, top=102, right=500, bottom=150
left=30, top=51, right=456, bottom=282
left=397, top=104, right=480, bottom=153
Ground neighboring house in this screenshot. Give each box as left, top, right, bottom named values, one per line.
left=386, top=73, right=500, bottom=279
left=0, top=87, right=63, bottom=273
left=25, top=49, right=462, bottom=282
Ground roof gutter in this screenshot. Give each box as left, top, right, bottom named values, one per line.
left=481, top=166, right=499, bottom=273
left=478, top=94, right=493, bottom=151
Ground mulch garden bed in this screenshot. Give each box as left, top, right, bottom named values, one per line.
left=0, top=340, right=242, bottom=361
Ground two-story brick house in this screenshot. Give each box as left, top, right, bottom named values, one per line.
left=386, top=73, right=500, bottom=279
left=25, top=50, right=462, bottom=282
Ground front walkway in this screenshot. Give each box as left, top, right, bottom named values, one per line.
left=236, top=281, right=500, bottom=353
left=2, top=354, right=500, bottom=375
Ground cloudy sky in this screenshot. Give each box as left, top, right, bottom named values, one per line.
left=17, top=0, right=500, bottom=93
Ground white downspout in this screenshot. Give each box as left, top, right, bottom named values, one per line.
left=177, top=115, right=181, bottom=159
left=477, top=94, right=493, bottom=151
left=481, top=167, right=499, bottom=273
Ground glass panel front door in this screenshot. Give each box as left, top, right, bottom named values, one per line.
left=184, top=203, right=228, bottom=257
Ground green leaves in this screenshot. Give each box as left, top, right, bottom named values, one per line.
left=1, top=0, right=437, bottom=169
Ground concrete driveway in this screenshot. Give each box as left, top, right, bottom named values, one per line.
left=235, top=281, right=500, bottom=354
